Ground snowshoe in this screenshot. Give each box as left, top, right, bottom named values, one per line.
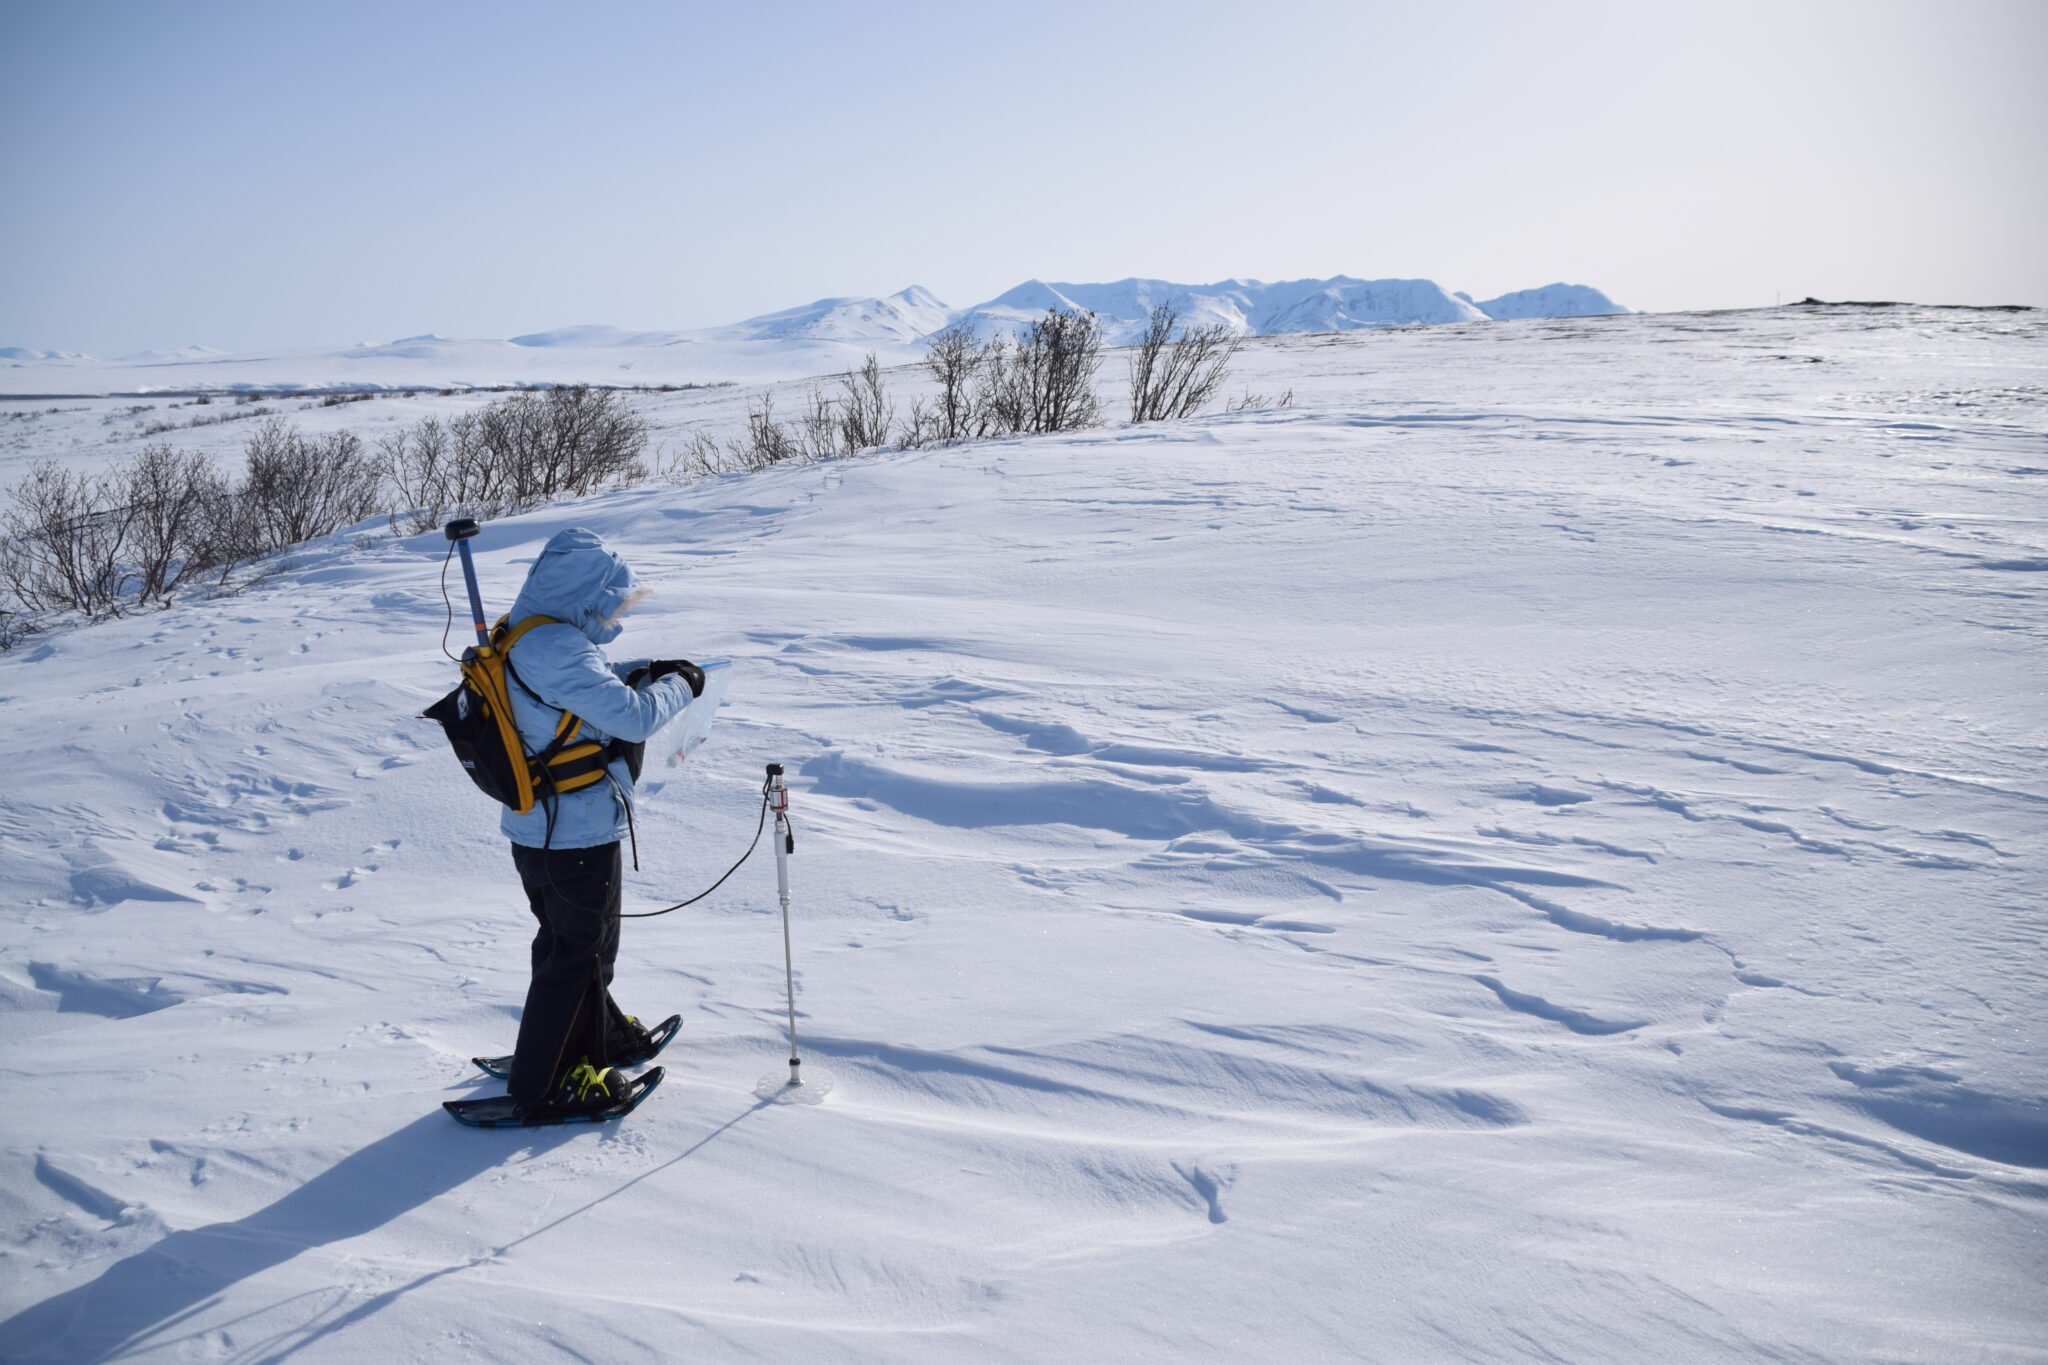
left=606, top=1010, right=657, bottom=1059
left=445, top=1063, right=664, bottom=1128
left=471, top=1013, right=681, bottom=1081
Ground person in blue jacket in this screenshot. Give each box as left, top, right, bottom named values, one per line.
left=495, top=528, right=700, bottom=1116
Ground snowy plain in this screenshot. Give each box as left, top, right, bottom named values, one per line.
left=0, top=304, right=2043, bottom=1362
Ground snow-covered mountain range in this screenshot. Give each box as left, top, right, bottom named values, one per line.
left=953, top=276, right=1500, bottom=344
left=0, top=276, right=1626, bottom=395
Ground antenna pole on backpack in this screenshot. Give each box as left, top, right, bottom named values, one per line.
left=444, top=518, right=490, bottom=649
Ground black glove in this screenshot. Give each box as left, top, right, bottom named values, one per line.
left=649, top=658, right=705, bottom=697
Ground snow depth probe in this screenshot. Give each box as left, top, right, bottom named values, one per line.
left=757, top=762, right=831, bottom=1104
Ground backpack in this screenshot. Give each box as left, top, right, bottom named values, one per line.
left=423, top=615, right=616, bottom=814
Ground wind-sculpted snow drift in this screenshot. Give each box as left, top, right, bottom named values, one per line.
left=0, top=305, right=2041, bottom=1362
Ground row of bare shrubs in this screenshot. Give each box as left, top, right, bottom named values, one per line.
left=667, top=352, right=908, bottom=477
left=384, top=386, right=648, bottom=533
left=0, top=420, right=385, bottom=626
left=3, top=311, right=1259, bottom=637
left=1, top=387, right=648, bottom=634
left=694, top=302, right=1245, bottom=475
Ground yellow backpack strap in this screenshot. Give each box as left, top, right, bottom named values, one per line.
left=497, top=614, right=560, bottom=651
left=495, top=614, right=591, bottom=754
left=496, top=614, right=568, bottom=720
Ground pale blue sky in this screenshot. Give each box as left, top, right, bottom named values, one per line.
left=3, top=0, right=2043, bottom=353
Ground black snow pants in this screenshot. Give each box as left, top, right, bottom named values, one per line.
left=507, top=841, right=634, bottom=1107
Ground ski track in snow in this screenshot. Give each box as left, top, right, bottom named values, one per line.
left=0, top=306, right=2044, bottom=1362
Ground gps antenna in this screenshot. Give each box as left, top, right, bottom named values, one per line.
left=444, top=518, right=489, bottom=648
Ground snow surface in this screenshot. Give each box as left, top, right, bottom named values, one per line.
left=1, top=305, right=2044, bottom=1362
left=1470, top=283, right=1628, bottom=320
left=0, top=276, right=1615, bottom=397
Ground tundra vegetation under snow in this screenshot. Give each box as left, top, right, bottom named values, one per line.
left=0, top=303, right=2042, bottom=1362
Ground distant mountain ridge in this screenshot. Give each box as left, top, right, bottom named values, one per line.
left=505, top=286, right=953, bottom=351
left=950, top=276, right=1494, bottom=345
left=1460, top=284, right=1624, bottom=320
left=699, top=275, right=1623, bottom=348
left=0, top=276, right=1627, bottom=391
left=474, top=276, right=1625, bottom=358
left=793, top=276, right=1623, bottom=345
left=0, top=346, right=90, bottom=362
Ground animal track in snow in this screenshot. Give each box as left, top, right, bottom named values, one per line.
left=1173, top=1162, right=1231, bottom=1224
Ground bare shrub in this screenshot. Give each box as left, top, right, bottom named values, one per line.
left=485, top=386, right=649, bottom=505
left=0, top=447, right=229, bottom=618
left=726, top=392, right=803, bottom=472
left=798, top=386, right=840, bottom=462
left=655, top=430, right=728, bottom=482
left=897, top=396, right=939, bottom=449
left=240, top=419, right=386, bottom=554
left=977, top=338, right=1023, bottom=435
left=384, top=386, right=649, bottom=532
left=1034, top=309, right=1104, bottom=432
left=837, top=353, right=895, bottom=453
left=0, top=599, right=32, bottom=650
left=383, top=418, right=451, bottom=535
left=0, top=461, right=136, bottom=617
left=1128, top=302, right=1243, bottom=422
left=924, top=324, right=982, bottom=443
left=384, top=413, right=513, bottom=534
left=126, top=444, right=230, bottom=603
left=979, top=309, right=1104, bottom=435
left=1226, top=387, right=1295, bottom=413
left=142, top=403, right=275, bottom=436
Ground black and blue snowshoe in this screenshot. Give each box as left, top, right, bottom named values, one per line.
left=446, top=1060, right=664, bottom=1128
left=470, top=1013, right=682, bottom=1081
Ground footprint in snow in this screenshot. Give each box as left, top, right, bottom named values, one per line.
left=1172, top=1162, right=1232, bottom=1224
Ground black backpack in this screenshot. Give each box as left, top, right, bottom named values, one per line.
left=423, top=615, right=616, bottom=813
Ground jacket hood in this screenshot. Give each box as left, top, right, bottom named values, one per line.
left=507, top=527, right=640, bottom=644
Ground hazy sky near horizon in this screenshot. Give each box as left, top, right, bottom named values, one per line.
left=3, top=0, right=2044, bottom=354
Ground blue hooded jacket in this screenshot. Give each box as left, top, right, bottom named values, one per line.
left=497, top=528, right=695, bottom=849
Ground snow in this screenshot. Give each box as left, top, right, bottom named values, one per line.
left=731, top=286, right=954, bottom=343
left=1, top=305, right=2043, bottom=1361
left=113, top=345, right=229, bottom=365
left=951, top=276, right=1493, bottom=344
left=0, top=276, right=1618, bottom=397
left=1473, top=283, right=1629, bottom=320
left=0, top=348, right=91, bottom=363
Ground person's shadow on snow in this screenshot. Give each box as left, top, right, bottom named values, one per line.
left=0, top=1111, right=578, bottom=1362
